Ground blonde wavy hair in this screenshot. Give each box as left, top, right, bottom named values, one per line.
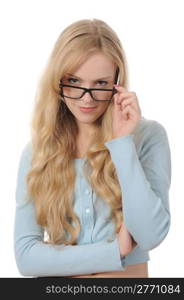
left=26, top=18, right=129, bottom=245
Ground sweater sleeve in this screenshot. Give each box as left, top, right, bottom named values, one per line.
left=104, top=121, right=171, bottom=251
left=14, top=144, right=125, bottom=277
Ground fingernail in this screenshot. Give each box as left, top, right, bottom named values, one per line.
left=114, top=84, right=120, bottom=88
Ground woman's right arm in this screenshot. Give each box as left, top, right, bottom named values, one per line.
left=67, top=223, right=137, bottom=278
left=14, top=143, right=126, bottom=277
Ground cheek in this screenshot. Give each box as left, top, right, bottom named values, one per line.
left=98, top=103, right=109, bottom=114
left=64, top=100, right=77, bottom=114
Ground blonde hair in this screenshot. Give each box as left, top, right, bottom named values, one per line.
left=26, top=18, right=129, bottom=245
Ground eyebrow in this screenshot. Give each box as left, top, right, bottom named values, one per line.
left=66, top=73, right=113, bottom=81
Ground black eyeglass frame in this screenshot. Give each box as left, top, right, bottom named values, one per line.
left=59, top=81, right=118, bottom=102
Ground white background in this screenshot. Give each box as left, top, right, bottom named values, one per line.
left=0, top=0, right=183, bottom=277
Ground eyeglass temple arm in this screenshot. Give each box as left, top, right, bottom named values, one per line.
left=114, top=67, right=119, bottom=85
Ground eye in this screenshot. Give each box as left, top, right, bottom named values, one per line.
left=67, top=77, right=79, bottom=84
left=97, top=80, right=108, bottom=86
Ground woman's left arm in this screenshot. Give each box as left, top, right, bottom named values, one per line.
left=104, top=85, right=171, bottom=251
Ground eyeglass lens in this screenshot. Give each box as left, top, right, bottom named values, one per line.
left=62, top=86, right=114, bottom=101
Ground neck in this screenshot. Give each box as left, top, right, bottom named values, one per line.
left=77, top=123, right=97, bottom=138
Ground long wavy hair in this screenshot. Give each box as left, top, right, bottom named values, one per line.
left=26, top=18, right=129, bottom=245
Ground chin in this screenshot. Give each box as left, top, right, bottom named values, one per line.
left=77, top=117, right=98, bottom=124
left=76, top=113, right=99, bottom=122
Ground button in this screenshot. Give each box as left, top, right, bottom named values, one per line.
left=85, top=189, right=90, bottom=195
left=85, top=208, right=90, bottom=214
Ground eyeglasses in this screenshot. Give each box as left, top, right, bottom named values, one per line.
left=59, top=80, right=118, bottom=102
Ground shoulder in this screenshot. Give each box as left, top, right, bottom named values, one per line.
left=134, top=116, right=168, bottom=136
left=16, top=142, right=35, bottom=207
left=22, top=141, right=32, bottom=157
left=133, top=116, right=169, bottom=153
left=18, top=141, right=32, bottom=169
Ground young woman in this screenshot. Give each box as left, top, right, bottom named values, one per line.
left=14, top=18, right=171, bottom=278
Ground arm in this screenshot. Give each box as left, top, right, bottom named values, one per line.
left=67, top=222, right=137, bottom=278
left=14, top=144, right=125, bottom=277
left=105, top=121, right=171, bottom=251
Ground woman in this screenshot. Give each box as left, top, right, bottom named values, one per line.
left=14, top=18, right=171, bottom=278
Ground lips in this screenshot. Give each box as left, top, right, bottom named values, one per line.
left=79, top=106, right=97, bottom=112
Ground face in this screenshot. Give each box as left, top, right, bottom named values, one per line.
left=61, top=52, right=116, bottom=132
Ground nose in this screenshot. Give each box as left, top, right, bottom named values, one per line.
left=82, top=90, right=94, bottom=103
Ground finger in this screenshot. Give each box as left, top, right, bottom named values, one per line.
left=115, top=97, right=136, bottom=114
left=113, top=94, right=122, bottom=112
left=116, top=92, right=137, bottom=104
left=122, top=104, right=140, bottom=120
left=117, top=94, right=141, bottom=113
left=114, top=84, right=128, bottom=93
left=113, top=93, right=120, bottom=104
left=120, top=98, right=141, bottom=113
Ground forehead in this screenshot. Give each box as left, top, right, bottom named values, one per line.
left=72, top=52, right=116, bottom=78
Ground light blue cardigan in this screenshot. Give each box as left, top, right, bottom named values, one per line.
left=14, top=117, right=171, bottom=276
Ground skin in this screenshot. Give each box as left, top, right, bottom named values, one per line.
left=62, top=52, right=147, bottom=277
left=62, top=52, right=115, bottom=138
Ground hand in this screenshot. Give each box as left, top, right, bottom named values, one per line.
left=68, top=223, right=137, bottom=278
left=117, top=222, right=137, bottom=256
left=66, top=222, right=137, bottom=278
left=112, top=85, right=142, bottom=139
